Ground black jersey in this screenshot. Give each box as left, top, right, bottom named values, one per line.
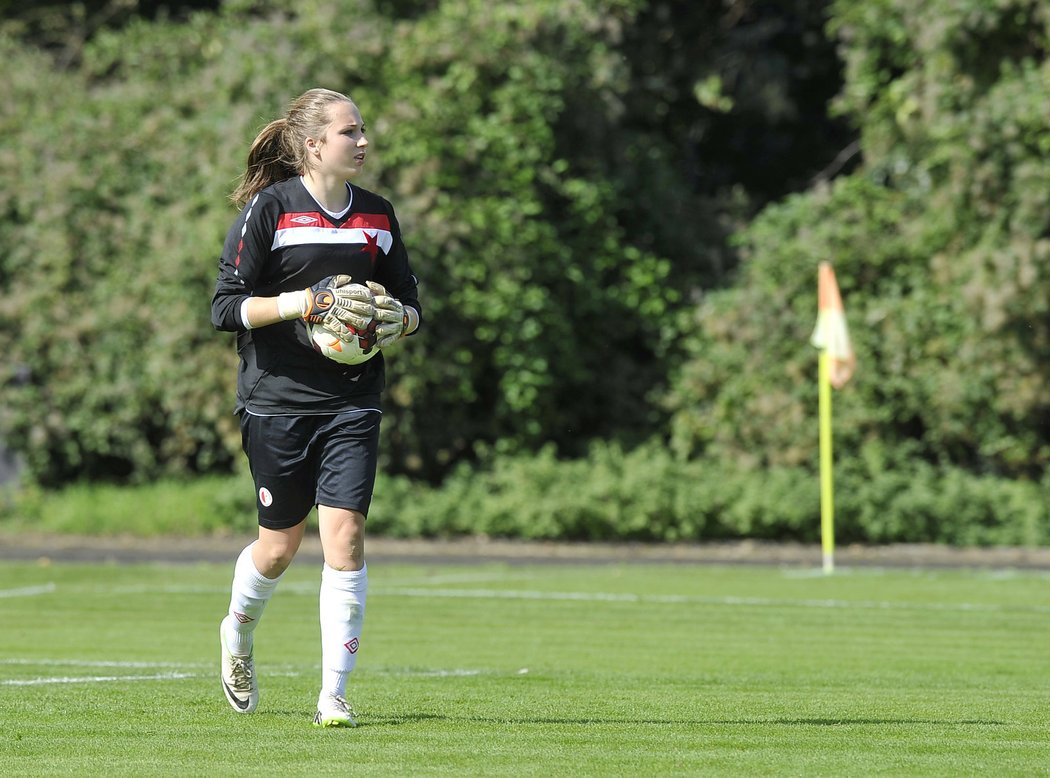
left=211, top=177, right=421, bottom=415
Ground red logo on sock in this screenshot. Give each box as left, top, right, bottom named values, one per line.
left=344, top=638, right=359, bottom=654
left=234, top=612, right=255, bottom=624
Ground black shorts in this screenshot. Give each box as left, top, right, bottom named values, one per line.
left=239, top=410, right=382, bottom=529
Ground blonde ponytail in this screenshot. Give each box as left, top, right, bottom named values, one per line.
left=230, top=88, right=354, bottom=206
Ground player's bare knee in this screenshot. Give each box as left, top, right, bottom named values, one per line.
left=254, top=534, right=302, bottom=575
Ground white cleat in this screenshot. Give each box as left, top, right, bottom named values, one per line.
left=219, top=617, right=258, bottom=714
left=313, top=693, right=357, bottom=728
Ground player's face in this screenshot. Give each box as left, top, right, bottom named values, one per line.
left=318, top=100, right=368, bottom=178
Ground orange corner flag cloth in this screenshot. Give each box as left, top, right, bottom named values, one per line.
left=810, top=262, right=855, bottom=389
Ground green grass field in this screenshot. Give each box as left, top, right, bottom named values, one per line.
left=2, top=557, right=1049, bottom=776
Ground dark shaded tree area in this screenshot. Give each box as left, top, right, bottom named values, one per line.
left=0, top=0, right=220, bottom=67
left=622, top=1, right=856, bottom=203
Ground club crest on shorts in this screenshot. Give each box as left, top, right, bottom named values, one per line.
left=259, top=487, right=273, bottom=507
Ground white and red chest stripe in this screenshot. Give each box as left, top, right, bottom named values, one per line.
left=272, top=212, right=393, bottom=255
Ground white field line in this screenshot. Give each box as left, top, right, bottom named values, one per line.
left=0, top=670, right=320, bottom=686
left=2, top=672, right=197, bottom=686
left=0, top=658, right=210, bottom=669
left=0, top=657, right=481, bottom=676
left=0, top=657, right=484, bottom=685
left=374, top=586, right=1050, bottom=615
left=0, top=583, right=56, bottom=598
left=389, top=572, right=537, bottom=586
left=0, top=658, right=209, bottom=687
left=80, top=584, right=233, bottom=596
left=74, top=583, right=318, bottom=596
left=21, top=581, right=1047, bottom=615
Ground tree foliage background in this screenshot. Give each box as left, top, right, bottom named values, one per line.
left=1, top=0, right=1047, bottom=543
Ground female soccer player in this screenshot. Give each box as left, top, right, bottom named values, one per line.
left=210, top=88, right=421, bottom=727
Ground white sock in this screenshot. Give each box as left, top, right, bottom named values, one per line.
left=224, top=542, right=282, bottom=657
left=318, top=563, right=368, bottom=701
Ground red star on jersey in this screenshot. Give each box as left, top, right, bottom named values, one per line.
left=361, top=230, right=381, bottom=266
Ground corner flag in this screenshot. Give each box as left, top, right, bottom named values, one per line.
left=810, top=262, right=855, bottom=388
left=810, top=262, right=854, bottom=574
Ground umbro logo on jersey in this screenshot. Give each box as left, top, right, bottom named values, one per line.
left=290, top=215, right=320, bottom=225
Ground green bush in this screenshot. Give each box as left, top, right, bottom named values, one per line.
left=5, top=473, right=257, bottom=537
left=5, top=446, right=1044, bottom=547
left=836, top=444, right=1050, bottom=546
left=376, top=444, right=1049, bottom=546
left=0, top=1, right=732, bottom=487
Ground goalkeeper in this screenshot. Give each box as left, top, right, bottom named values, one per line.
left=210, top=88, right=421, bottom=729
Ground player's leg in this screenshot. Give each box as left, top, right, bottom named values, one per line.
left=223, top=523, right=306, bottom=653
left=314, top=506, right=368, bottom=727
left=220, top=523, right=307, bottom=714
left=221, top=412, right=316, bottom=714
left=312, top=410, right=380, bottom=727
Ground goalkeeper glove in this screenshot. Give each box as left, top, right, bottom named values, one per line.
left=366, top=281, right=409, bottom=348
left=277, top=275, right=375, bottom=330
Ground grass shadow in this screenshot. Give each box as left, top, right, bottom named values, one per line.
left=718, top=718, right=1008, bottom=727
left=349, top=714, right=1010, bottom=728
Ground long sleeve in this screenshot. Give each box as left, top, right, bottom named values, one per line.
left=211, top=194, right=280, bottom=332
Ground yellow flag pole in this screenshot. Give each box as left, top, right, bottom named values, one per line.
left=818, top=350, right=835, bottom=574
left=812, top=262, right=853, bottom=575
